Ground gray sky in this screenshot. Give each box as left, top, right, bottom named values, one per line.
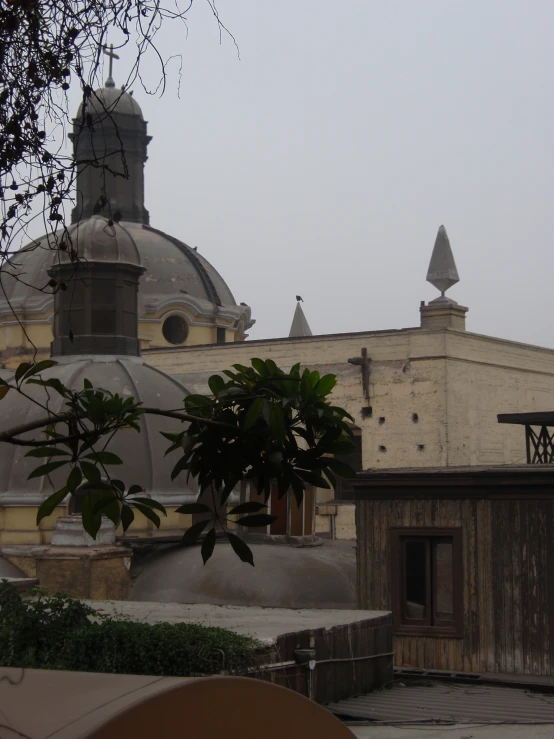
left=65, top=1, right=554, bottom=345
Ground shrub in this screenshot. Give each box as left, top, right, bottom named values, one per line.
left=0, top=582, right=259, bottom=676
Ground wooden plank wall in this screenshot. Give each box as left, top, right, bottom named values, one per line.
left=356, top=498, right=554, bottom=676
left=253, top=615, right=393, bottom=703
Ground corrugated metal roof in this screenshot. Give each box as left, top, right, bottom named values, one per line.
left=328, top=680, right=554, bottom=724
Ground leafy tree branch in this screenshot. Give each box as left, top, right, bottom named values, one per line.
left=0, top=358, right=357, bottom=564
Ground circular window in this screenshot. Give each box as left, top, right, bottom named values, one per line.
left=162, top=315, right=189, bottom=345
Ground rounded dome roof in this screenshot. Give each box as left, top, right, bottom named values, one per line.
left=57, top=216, right=141, bottom=267
left=0, top=357, right=196, bottom=506
left=131, top=540, right=357, bottom=609
left=0, top=220, right=250, bottom=326
left=76, top=85, right=144, bottom=121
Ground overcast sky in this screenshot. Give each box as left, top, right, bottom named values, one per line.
left=61, top=1, right=554, bottom=346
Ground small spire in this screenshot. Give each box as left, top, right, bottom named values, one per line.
left=103, top=43, right=120, bottom=88
left=289, top=300, right=312, bottom=338
left=426, top=225, right=460, bottom=300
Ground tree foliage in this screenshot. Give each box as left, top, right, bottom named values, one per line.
left=0, top=358, right=356, bottom=564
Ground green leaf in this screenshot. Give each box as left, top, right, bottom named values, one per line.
left=66, top=466, right=83, bottom=492
left=25, top=377, right=66, bottom=396
left=83, top=451, right=122, bottom=465
left=14, top=362, right=32, bottom=384
left=264, top=359, right=281, bottom=376
left=251, top=358, right=270, bottom=377
left=131, top=497, right=167, bottom=515
left=171, top=455, right=189, bottom=481
left=325, top=458, right=357, bottom=479
left=80, top=461, right=102, bottom=484
left=295, top=468, right=330, bottom=489
left=81, top=491, right=102, bottom=539
left=92, top=492, right=121, bottom=525
left=160, top=431, right=183, bottom=443
left=0, top=386, right=9, bottom=400
left=175, top=502, right=212, bottom=514
left=237, top=514, right=277, bottom=527
left=132, top=502, right=161, bottom=528
left=228, top=501, right=267, bottom=515
left=127, top=485, right=144, bottom=496
left=269, top=405, right=286, bottom=442
left=36, top=487, right=68, bottom=525
left=201, top=527, right=216, bottom=564
left=84, top=379, right=93, bottom=389
left=244, top=397, right=264, bottom=430
left=23, top=359, right=57, bottom=380
left=327, top=439, right=357, bottom=455
left=184, top=394, right=213, bottom=408
left=120, top=504, right=135, bottom=532
left=27, top=460, right=68, bottom=480
left=315, top=374, right=337, bottom=396
left=208, top=374, right=225, bottom=396
left=227, top=532, right=254, bottom=566
left=181, top=519, right=209, bottom=545
left=25, top=447, right=70, bottom=458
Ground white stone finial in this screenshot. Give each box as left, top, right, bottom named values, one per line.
left=426, top=225, right=460, bottom=301
left=289, top=301, right=312, bottom=338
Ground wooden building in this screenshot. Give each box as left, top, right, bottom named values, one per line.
left=354, top=464, right=554, bottom=677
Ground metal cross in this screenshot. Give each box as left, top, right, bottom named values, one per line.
left=348, top=347, right=372, bottom=403
left=103, top=43, right=120, bottom=79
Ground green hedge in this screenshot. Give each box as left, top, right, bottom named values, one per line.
left=0, top=583, right=259, bottom=676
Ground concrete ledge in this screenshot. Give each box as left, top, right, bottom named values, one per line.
left=0, top=576, right=39, bottom=593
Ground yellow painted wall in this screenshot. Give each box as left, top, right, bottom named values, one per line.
left=1, top=317, right=242, bottom=369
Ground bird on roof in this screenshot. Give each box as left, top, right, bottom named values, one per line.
left=296, top=295, right=303, bottom=302
left=240, top=302, right=247, bottom=306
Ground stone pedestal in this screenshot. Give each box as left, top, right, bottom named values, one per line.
left=51, top=515, right=116, bottom=547
left=34, top=545, right=132, bottom=601
left=420, top=297, right=468, bottom=331
left=33, top=514, right=132, bottom=600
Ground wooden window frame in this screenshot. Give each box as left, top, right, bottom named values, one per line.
left=390, top=527, right=463, bottom=638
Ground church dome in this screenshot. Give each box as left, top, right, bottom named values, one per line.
left=0, top=72, right=253, bottom=364
left=1, top=221, right=250, bottom=333
left=76, top=85, right=144, bottom=121
left=131, top=540, right=357, bottom=609
left=0, top=356, right=196, bottom=509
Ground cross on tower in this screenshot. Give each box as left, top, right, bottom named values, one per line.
left=103, top=43, right=119, bottom=88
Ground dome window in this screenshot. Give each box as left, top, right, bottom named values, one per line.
left=163, top=315, right=188, bottom=345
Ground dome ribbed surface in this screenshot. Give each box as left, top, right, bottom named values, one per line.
left=0, top=357, right=195, bottom=504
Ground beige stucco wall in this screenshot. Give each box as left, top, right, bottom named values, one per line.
left=142, top=326, right=554, bottom=538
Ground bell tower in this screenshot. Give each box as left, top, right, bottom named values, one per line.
left=70, top=46, right=151, bottom=225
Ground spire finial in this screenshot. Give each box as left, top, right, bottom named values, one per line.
left=103, top=43, right=120, bottom=88
left=426, top=225, right=460, bottom=301
left=289, top=299, right=312, bottom=338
